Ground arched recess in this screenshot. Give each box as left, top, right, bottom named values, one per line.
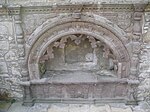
left=26, top=13, right=130, bottom=80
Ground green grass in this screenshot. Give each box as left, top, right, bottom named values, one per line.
left=0, top=101, right=11, bottom=110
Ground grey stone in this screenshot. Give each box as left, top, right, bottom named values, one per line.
left=0, top=62, right=8, bottom=73
left=5, top=51, right=17, bottom=62
left=0, top=41, right=9, bottom=51
left=0, top=1, right=149, bottom=112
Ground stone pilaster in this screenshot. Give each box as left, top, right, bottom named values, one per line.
left=13, top=6, right=29, bottom=82
left=130, top=4, right=144, bottom=78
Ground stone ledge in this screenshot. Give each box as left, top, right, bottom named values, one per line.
left=19, top=78, right=139, bottom=85
left=1, top=0, right=149, bottom=5
left=0, top=3, right=147, bottom=15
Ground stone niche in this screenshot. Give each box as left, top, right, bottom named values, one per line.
left=22, top=33, right=138, bottom=106
left=21, top=13, right=140, bottom=106
left=39, top=34, right=117, bottom=82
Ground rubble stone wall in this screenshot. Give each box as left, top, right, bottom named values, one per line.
left=0, top=15, right=23, bottom=98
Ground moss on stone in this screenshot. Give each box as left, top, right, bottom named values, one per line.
left=0, top=101, right=11, bottom=111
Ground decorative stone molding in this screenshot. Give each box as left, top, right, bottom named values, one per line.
left=26, top=13, right=128, bottom=49
left=133, top=12, right=143, bottom=36
left=143, top=12, right=150, bottom=34
left=26, top=14, right=130, bottom=80
left=14, top=15, right=25, bottom=58
left=39, top=34, right=118, bottom=77
left=1, top=0, right=149, bottom=5
left=129, top=4, right=145, bottom=78
left=22, top=13, right=143, bottom=106
left=0, top=4, right=144, bottom=15
left=0, top=1, right=149, bottom=109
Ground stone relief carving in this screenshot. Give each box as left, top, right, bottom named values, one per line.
left=94, top=12, right=133, bottom=34
left=18, top=11, right=142, bottom=106
left=14, top=15, right=24, bottom=42
left=129, top=11, right=143, bottom=77
left=5, top=51, right=17, bottom=62
left=39, top=34, right=118, bottom=79
left=26, top=13, right=129, bottom=47
left=22, top=14, right=59, bottom=36
left=133, top=12, right=143, bottom=36
left=0, top=2, right=149, bottom=109
left=26, top=18, right=131, bottom=81
left=117, top=12, right=132, bottom=30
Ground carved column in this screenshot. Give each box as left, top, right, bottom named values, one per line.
left=14, top=14, right=25, bottom=57
left=127, top=4, right=145, bottom=104
left=11, top=7, right=31, bottom=105
left=22, top=86, right=34, bottom=106
left=130, top=5, right=145, bottom=78
left=133, top=12, right=142, bottom=36
left=13, top=7, right=29, bottom=81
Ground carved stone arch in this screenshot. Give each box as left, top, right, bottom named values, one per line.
left=26, top=13, right=130, bottom=80
left=26, top=13, right=128, bottom=57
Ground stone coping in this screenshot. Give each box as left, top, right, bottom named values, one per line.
left=0, top=2, right=147, bottom=15
left=19, top=78, right=139, bottom=86
left=0, top=0, right=149, bottom=5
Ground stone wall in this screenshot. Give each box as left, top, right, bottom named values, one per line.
left=138, top=12, right=150, bottom=104
left=138, top=42, right=150, bottom=102
left=0, top=0, right=150, bottom=108
left=0, top=16, right=23, bottom=98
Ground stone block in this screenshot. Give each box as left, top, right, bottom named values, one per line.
left=0, top=62, right=8, bottom=73
left=5, top=51, right=17, bottom=61
left=101, top=84, right=116, bottom=98
left=0, top=22, right=13, bottom=35
left=93, top=84, right=103, bottom=98
left=115, top=84, right=127, bottom=97
left=90, top=105, right=107, bottom=112
left=48, top=104, right=69, bottom=112
left=69, top=104, right=90, bottom=112
left=0, top=74, right=9, bottom=78
left=11, top=66, right=21, bottom=76
left=0, top=41, right=9, bottom=51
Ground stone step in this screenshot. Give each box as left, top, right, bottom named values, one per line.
left=8, top=103, right=135, bottom=112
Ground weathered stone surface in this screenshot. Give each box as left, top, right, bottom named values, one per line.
left=1, top=0, right=148, bottom=5
left=0, top=1, right=150, bottom=112
left=10, top=103, right=148, bottom=112
left=0, top=41, right=9, bottom=51
left=27, top=104, right=49, bottom=112
left=48, top=104, right=133, bottom=112
left=0, top=62, right=8, bottom=73
left=5, top=51, right=17, bottom=62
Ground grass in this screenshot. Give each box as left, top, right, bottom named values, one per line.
left=0, top=101, right=11, bottom=111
